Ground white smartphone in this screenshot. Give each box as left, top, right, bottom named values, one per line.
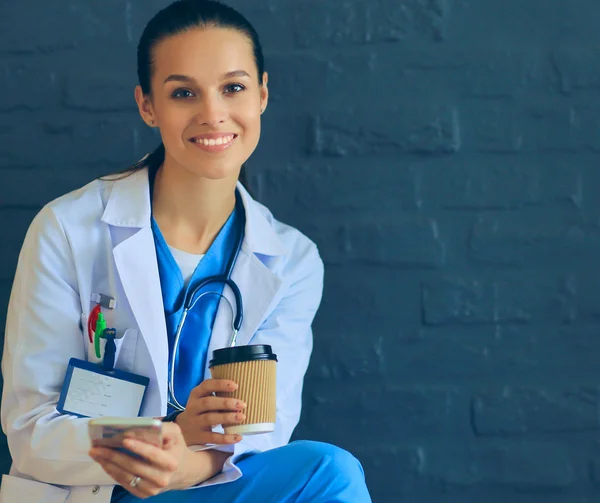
left=88, top=417, right=163, bottom=450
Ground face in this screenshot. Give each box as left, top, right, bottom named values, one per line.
left=135, top=27, right=268, bottom=182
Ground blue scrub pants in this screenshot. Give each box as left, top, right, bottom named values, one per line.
left=111, top=441, right=372, bottom=502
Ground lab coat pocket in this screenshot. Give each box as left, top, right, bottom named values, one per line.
left=81, top=314, right=133, bottom=368
left=0, top=474, right=70, bottom=503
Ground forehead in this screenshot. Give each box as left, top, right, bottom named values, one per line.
left=151, top=27, right=256, bottom=81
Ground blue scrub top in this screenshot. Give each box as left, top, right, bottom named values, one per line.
left=150, top=174, right=244, bottom=412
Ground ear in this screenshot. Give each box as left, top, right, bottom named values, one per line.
left=260, top=72, right=269, bottom=114
left=134, top=86, right=156, bottom=127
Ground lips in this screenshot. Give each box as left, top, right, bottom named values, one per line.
left=188, top=133, right=237, bottom=152
left=189, top=133, right=237, bottom=146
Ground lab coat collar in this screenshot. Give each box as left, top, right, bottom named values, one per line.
left=236, top=183, right=289, bottom=257
left=101, top=167, right=288, bottom=257
left=103, top=167, right=286, bottom=411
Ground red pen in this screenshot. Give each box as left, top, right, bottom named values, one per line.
left=88, top=304, right=102, bottom=343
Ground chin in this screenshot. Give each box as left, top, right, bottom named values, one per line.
left=184, top=162, right=240, bottom=182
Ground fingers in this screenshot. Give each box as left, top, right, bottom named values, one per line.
left=123, top=439, right=178, bottom=472
left=159, top=421, right=185, bottom=448
left=187, top=395, right=246, bottom=416
left=102, top=461, right=155, bottom=499
left=93, top=457, right=145, bottom=498
left=184, top=409, right=246, bottom=430
left=191, top=379, right=238, bottom=398
left=197, top=411, right=246, bottom=428
left=161, top=421, right=183, bottom=438
left=189, top=430, right=243, bottom=446
left=178, top=410, right=245, bottom=446
left=90, top=447, right=170, bottom=499
left=91, top=445, right=171, bottom=478
left=179, top=381, right=250, bottom=448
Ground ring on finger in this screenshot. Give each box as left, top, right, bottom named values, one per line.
left=130, top=476, right=142, bottom=488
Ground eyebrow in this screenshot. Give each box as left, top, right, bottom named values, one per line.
left=163, top=70, right=251, bottom=84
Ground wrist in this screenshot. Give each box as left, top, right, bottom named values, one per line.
left=168, top=447, right=195, bottom=490
left=162, top=409, right=184, bottom=423
left=202, top=449, right=231, bottom=481
left=173, top=449, right=229, bottom=489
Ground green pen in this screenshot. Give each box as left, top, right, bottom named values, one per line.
left=94, top=312, right=107, bottom=359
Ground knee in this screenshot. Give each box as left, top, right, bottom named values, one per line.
left=290, top=441, right=364, bottom=478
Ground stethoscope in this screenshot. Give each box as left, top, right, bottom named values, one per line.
left=167, top=202, right=245, bottom=412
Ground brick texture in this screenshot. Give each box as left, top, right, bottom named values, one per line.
left=2, top=1, right=600, bottom=502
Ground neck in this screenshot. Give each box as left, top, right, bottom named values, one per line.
left=152, top=160, right=238, bottom=255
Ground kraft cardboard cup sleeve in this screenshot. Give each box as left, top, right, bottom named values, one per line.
left=209, top=344, right=277, bottom=435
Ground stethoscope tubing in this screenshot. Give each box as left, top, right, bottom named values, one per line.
left=167, top=208, right=245, bottom=411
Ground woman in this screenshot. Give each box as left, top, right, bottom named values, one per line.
left=0, top=1, right=372, bottom=502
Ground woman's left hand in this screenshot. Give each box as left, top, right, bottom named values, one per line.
left=89, top=422, right=194, bottom=498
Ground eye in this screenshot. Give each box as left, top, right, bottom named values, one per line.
left=224, top=83, right=246, bottom=94
left=171, top=89, right=195, bottom=99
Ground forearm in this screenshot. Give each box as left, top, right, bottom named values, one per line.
left=3, top=406, right=116, bottom=486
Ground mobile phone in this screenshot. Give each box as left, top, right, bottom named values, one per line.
left=88, top=417, right=163, bottom=450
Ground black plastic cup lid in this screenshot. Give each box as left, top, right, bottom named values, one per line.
left=209, top=344, right=278, bottom=367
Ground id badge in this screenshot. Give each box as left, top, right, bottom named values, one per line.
left=57, top=358, right=149, bottom=418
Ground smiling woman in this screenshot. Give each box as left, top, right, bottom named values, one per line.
left=0, top=1, right=372, bottom=503
left=134, top=26, right=267, bottom=189
left=128, top=0, right=268, bottom=198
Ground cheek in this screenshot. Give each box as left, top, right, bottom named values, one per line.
left=234, top=94, right=262, bottom=130
left=156, top=111, right=194, bottom=150
left=241, top=119, right=261, bottom=156
left=160, top=107, right=190, bottom=132
left=240, top=109, right=262, bottom=138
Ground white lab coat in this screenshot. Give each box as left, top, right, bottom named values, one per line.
left=0, top=168, right=324, bottom=503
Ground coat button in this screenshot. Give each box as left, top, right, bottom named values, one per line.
left=92, top=485, right=100, bottom=494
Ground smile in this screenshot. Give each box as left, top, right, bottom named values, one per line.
left=188, top=134, right=237, bottom=152
left=191, top=134, right=235, bottom=146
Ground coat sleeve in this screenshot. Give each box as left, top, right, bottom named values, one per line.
left=193, top=239, right=325, bottom=488
left=1, top=206, right=114, bottom=486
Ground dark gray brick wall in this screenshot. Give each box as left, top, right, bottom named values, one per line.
left=1, top=1, right=600, bottom=501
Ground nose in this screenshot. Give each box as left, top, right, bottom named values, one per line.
left=195, top=93, right=228, bottom=126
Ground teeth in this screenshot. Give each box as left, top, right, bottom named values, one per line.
left=193, top=135, right=234, bottom=146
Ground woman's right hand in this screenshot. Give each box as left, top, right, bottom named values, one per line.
left=175, top=379, right=246, bottom=446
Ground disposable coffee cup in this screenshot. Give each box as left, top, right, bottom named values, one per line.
left=209, top=344, right=277, bottom=435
